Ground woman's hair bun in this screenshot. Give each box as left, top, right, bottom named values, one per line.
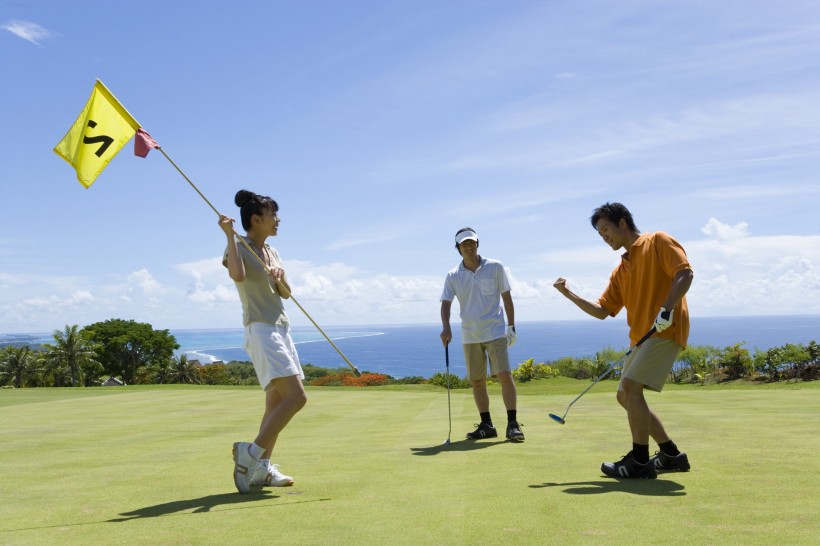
left=235, top=189, right=255, bottom=207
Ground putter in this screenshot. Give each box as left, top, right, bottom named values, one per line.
left=443, top=344, right=452, bottom=445
left=549, top=325, right=659, bottom=425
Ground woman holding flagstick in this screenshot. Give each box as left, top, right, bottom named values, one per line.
left=219, top=189, right=307, bottom=494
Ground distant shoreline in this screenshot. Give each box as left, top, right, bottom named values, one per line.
left=4, top=314, right=820, bottom=339
left=4, top=316, right=819, bottom=379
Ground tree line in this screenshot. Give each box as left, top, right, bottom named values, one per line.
left=504, top=340, right=820, bottom=385
left=1, top=320, right=189, bottom=388
left=2, top=319, right=818, bottom=388
left=0, top=319, right=387, bottom=388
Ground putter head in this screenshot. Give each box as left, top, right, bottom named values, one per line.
left=443, top=438, right=451, bottom=445
left=352, top=367, right=362, bottom=377
left=548, top=413, right=566, bottom=425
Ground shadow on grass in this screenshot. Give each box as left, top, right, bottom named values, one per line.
left=1, top=492, right=332, bottom=533
left=410, top=439, right=507, bottom=456
left=109, top=490, right=308, bottom=522
left=529, top=479, right=685, bottom=496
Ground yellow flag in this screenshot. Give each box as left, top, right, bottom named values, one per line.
left=53, top=80, right=140, bottom=188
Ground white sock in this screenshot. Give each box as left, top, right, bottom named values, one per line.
left=258, top=458, right=270, bottom=468
left=248, top=442, right=265, bottom=460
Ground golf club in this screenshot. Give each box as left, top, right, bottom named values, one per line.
left=443, top=344, right=452, bottom=445
left=548, top=324, right=659, bottom=425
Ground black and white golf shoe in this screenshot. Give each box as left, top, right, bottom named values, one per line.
left=466, top=422, right=497, bottom=440
left=506, top=421, right=525, bottom=442
left=651, top=450, right=691, bottom=472
left=601, top=451, right=657, bottom=479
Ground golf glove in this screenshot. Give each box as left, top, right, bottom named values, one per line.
left=505, top=325, right=517, bottom=347
left=654, top=307, right=673, bottom=332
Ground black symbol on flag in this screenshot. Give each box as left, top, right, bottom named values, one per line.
left=82, top=120, right=114, bottom=157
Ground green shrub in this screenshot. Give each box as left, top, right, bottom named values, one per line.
left=200, top=362, right=233, bottom=385
left=226, top=361, right=258, bottom=385
left=679, top=345, right=719, bottom=384
left=554, top=356, right=597, bottom=380
left=428, top=371, right=471, bottom=389
left=302, top=364, right=331, bottom=381
left=718, top=343, right=754, bottom=379
left=513, top=358, right=559, bottom=382
left=393, top=376, right=426, bottom=384
left=591, top=348, right=626, bottom=377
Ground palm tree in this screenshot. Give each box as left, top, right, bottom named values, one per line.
left=0, top=346, right=36, bottom=388
left=150, top=358, right=172, bottom=384
left=42, top=325, right=102, bottom=387
left=170, top=354, right=201, bottom=384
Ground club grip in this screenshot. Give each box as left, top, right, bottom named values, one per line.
left=631, top=326, right=658, bottom=352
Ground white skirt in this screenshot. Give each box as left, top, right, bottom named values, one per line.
left=243, top=322, right=304, bottom=390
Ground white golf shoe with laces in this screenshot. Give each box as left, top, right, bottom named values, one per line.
left=232, top=442, right=262, bottom=494
left=250, top=460, right=294, bottom=487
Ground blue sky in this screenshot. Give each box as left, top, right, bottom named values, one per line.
left=2, top=0, right=819, bottom=333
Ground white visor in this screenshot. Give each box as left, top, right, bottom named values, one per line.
left=455, top=230, right=478, bottom=244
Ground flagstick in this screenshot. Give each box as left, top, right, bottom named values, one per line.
left=157, top=147, right=221, bottom=216
left=277, top=286, right=361, bottom=377
left=154, top=146, right=361, bottom=377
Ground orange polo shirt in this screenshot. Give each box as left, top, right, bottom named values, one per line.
left=598, top=232, right=691, bottom=348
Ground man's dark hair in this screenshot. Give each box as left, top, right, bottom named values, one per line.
left=590, top=202, right=639, bottom=232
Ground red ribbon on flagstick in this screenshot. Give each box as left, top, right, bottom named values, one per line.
left=134, top=128, right=160, bottom=158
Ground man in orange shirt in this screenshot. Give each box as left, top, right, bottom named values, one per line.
left=554, top=202, right=694, bottom=479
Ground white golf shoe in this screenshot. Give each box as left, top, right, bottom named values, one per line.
left=232, top=442, right=262, bottom=494
left=250, top=461, right=294, bottom=487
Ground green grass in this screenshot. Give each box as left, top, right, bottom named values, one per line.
left=1, top=381, right=818, bottom=545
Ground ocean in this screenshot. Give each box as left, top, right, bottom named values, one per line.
left=4, top=316, right=818, bottom=378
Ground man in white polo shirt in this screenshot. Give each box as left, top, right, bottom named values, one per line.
left=440, top=227, right=524, bottom=442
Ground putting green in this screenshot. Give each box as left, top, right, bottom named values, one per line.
left=1, top=383, right=817, bottom=544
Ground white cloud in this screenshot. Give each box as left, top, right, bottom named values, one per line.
left=2, top=20, right=51, bottom=45
left=185, top=271, right=238, bottom=304
left=5, top=1, right=820, bottom=336
left=127, top=269, right=161, bottom=295
left=174, top=257, right=226, bottom=277
left=170, top=254, right=444, bottom=326
left=512, top=218, right=820, bottom=320
left=0, top=269, right=171, bottom=332
left=692, top=259, right=820, bottom=316
left=279, top=266, right=443, bottom=325
left=700, top=218, right=749, bottom=240
left=684, top=218, right=820, bottom=315
left=1, top=217, right=818, bottom=333
left=23, top=290, right=94, bottom=309
left=175, top=258, right=237, bottom=304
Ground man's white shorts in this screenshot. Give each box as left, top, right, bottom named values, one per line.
left=243, top=322, right=304, bottom=390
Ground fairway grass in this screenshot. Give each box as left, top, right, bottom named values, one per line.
left=1, top=382, right=818, bottom=545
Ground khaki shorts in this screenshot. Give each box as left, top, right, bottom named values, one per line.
left=619, top=337, right=681, bottom=392
left=463, top=337, right=510, bottom=381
